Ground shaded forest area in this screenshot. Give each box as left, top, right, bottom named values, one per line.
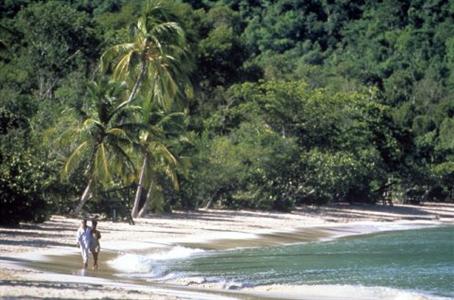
left=1, top=0, right=453, bottom=225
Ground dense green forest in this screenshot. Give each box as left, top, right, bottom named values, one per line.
left=1, top=0, right=453, bottom=225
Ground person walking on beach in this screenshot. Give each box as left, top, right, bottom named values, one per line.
left=76, top=219, right=92, bottom=268
left=90, top=220, right=101, bottom=270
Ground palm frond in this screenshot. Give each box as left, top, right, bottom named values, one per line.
left=81, top=118, right=98, bottom=132
left=113, top=50, right=135, bottom=81
left=106, top=127, right=128, bottom=138
left=105, top=133, right=134, bottom=152
left=137, top=16, right=147, bottom=36
left=110, top=143, right=136, bottom=172
left=93, top=143, right=111, bottom=184
left=151, top=22, right=185, bottom=44
left=100, top=43, right=135, bottom=73
left=58, top=124, right=81, bottom=147
left=116, top=122, right=148, bottom=133
left=62, top=141, right=89, bottom=179
left=154, top=143, right=178, bottom=166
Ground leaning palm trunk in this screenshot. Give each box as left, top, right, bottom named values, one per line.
left=114, top=62, right=147, bottom=115
left=138, top=185, right=153, bottom=217
left=131, top=156, right=148, bottom=218
left=74, top=178, right=93, bottom=215
left=126, top=62, right=146, bottom=105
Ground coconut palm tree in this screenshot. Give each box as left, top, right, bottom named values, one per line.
left=131, top=110, right=189, bottom=217
left=134, top=135, right=179, bottom=217
left=62, top=79, right=139, bottom=214
left=100, top=0, right=193, bottom=218
left=100, top=0, right=191, bottom=111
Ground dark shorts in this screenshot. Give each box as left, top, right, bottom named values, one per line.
left=90, top=241, right=100, bottom=253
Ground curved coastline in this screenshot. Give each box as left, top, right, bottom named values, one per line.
left=1, top=203, right=454, bottom=299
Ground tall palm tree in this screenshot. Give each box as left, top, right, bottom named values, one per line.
left=135, top=134, right=179, bottom=217
left=132, top=111, right=189, bottom=217
left=100, top=0, right=193, bottom=218
left=62, top=79, right=138, bottom=214
left=100, top=0, right=191, bottom=111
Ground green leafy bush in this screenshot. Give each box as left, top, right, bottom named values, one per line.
left=0, top=150, right=54, bottom=225
left=179, top=120, right=300, bottom=211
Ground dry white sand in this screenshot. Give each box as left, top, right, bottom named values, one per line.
left=1, top=202, right=453, bottom=299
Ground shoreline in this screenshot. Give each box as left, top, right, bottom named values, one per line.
left=1, top=202, right=454, bottom=299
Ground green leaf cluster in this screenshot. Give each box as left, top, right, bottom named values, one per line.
left=2, top=0, right=454, bottom=222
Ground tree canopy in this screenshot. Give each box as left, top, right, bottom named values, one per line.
left=1, top=0, right=453, bottom=224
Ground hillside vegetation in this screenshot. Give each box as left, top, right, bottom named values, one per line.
left=1, top=0, right=453, bottom=224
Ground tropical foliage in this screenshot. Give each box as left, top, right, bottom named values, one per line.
left=1, top=0, right=453, bottom=224
left=61, top=79, right=137, bottom=214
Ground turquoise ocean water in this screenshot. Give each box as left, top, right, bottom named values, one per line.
left=155, top=226, right=454, bottom=298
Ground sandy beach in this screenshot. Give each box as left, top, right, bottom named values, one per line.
left=1, top=202, right=454, bottom=299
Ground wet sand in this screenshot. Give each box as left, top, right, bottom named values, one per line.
left=1, top=202, right=454, bottom=299
left=12, top=221, right=444, bottom=299
left=9, top=226, right=336, bottom=299
left=8, top=251, right=282, bottom=300
left=182, top=227, right=332, bottom=250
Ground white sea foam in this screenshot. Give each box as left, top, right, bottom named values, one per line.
left=246, top=284, right=451, bottom=300
left=108, top=246, right=205, bottom=275
left=102, top=240, right=169, bottom=251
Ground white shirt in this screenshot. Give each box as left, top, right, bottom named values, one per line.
left=76, top=227, right=92, bottom=249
